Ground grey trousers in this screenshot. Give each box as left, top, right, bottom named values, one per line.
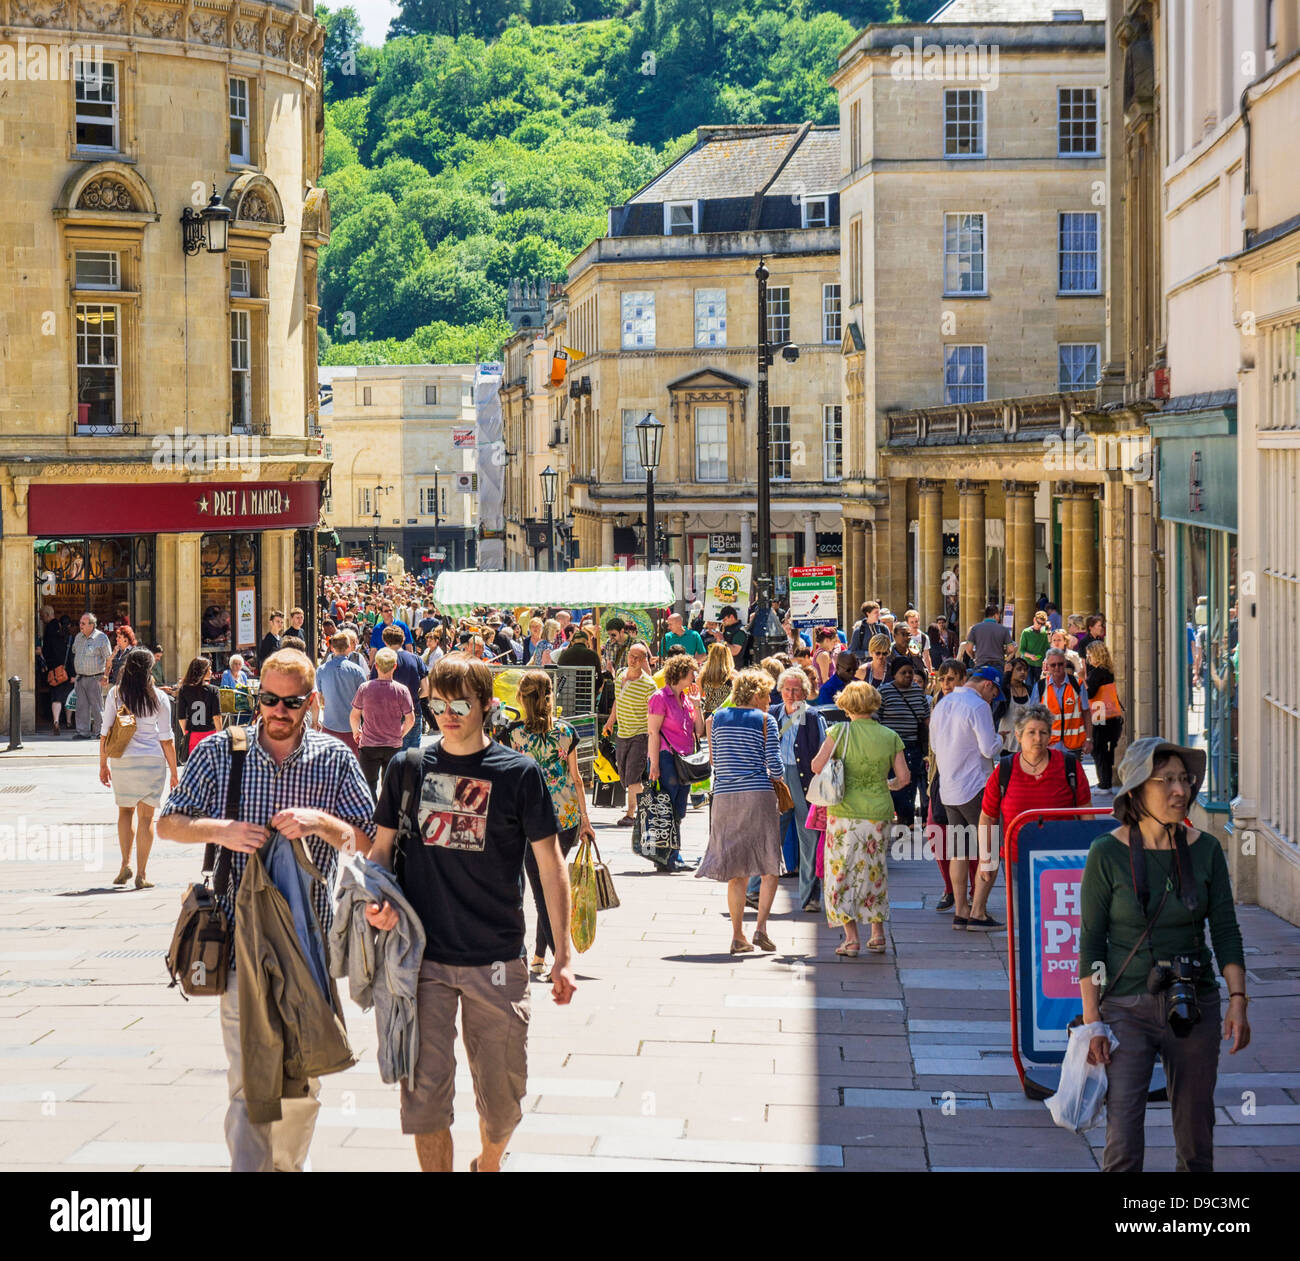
left=1100, top=991, right=1221, bottom=1172
left=74, top=674, right=105, bottom=737
left=219, top=968, right=321, bottom=1172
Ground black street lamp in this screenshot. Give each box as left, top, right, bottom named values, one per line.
left=754, top=259, right=798, bottom=659
left=180, top=186, right=234, bottom=256
left=370, top=482, right=393, bottom=577
left=432, top=466, right=442, bottom=571
left=635, top=413, right=664, bottom=573
left=539, top=465, right=558, bottom=571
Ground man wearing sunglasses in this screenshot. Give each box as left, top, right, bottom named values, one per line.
left=365, top=655, right=575, bottom=1173
left=157, top=649, right=376, bottom=1171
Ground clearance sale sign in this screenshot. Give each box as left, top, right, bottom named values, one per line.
left=788, top=565, right=838, bottom=630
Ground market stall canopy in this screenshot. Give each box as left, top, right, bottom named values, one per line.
left=432, top=569, right=674, bottom=618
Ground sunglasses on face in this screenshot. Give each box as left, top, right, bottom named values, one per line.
left=257, top=689, right=312, bottom=710
left=428, top=698, right=473, bottom=717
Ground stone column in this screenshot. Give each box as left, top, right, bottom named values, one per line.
left=669, top=512, right=687, bottom=611
left=738, top=512, right=752, bottom=566
left=3, top=533, right=36, bottom=731
left=174, top=532, right=202, bottom=669
left=917, top=479, right=944, bottom=626
left=956, top=479, right=986, bottom=635
left=843, top=519, right=858, bottom=619
left=1071, top=487, right=1098, bottom=616
left=601, top=515, right=615, bottom=568
left=803, top=512, right=817, bottom=567
left=1004, top=480, right=1036, bottom=633
left=887, top=483, right=909, bottom=614
left=1057, top=483, right=1076, bottom=618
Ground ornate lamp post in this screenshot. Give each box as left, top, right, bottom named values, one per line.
left=635, top=413, right=664, bottom=573
left=539, top=465, right=558, bottom=571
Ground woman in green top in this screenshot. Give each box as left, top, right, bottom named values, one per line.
left=1018, top=610, right=1050, bottom=687
left=809, top=682, right=908, bottom=956
left=1078, top=738, right=1250, bottom=1172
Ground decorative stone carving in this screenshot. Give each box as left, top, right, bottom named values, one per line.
left=134, top=4, right=181, bottom=38
left=12, top=0, right=69, bottom=27
left=77, top=178, right=136, bottom=211
left=81, top=1, right=127, bottom=32
left=239, top=191, right=272, bottom=223
left=233, top=19, right=259, bottom=50
left=265, top=26, right=286, bottom=58
left=290, top=35, right=306, bottom=63
left=189, top=13, right=225, bottom=46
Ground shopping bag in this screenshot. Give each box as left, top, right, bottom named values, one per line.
left=569, top=839, right=598, bottom=953
left=1045, top=1020, right=1118, bottom=1133
left=568, top=835, right=620, bottom=911
left=633, top=781, right=680, bottom=869
left=805, top=723, right=847, bottom=807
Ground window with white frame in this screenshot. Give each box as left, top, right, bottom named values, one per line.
left=695, top=406, right=728, bottom=481
left=766, top=285, right=790, bottom=345
left=621, top=409, right=647, bottom=482
left=229, top=258, right=251, bottom=298
left=801, top=195, right=830, bottom=228
left=359, top=487, right=372, bottom=516
left=75, top=250, right=119, bottom=290
left=664, top=201, right=697, bottom=235
left=944, top=345, right=987, bottom=403
left=943, top=89, right=985, bottom=157
left=424, top=384, right=438, bottom=405
left=944, top=213, right=986, bottom=295
left=230, top=310, right=251, bottom=431
left=823, top=405, right=842, bottom=481
left=694, top=288, right=726, bottom=347
left=1058, top=343, right=1100, bottom=390
left=75, top=303, right=121, bottom=429
left=823, top=283, right=841, bottom=344
left=420, top=487, right=440, bottom=515
left=74, top=60, right=117, bottom=150
left=229, top=77, right=251, bottom=163
left=770, top=406, right=791, bottom=481
left=441, top=486, right=448, bottom=515
left=1057, top=87, right=1099, bottom=156
left=621, top=291, right=655, bottom=348
left=1059, top=211, right=1100, bottom=293
left=849, top=217, right=862, bottom=304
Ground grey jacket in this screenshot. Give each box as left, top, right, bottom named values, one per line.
left=329, top=854, right=425, bottom=1088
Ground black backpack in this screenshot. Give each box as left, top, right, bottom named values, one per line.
left=997, top=750, right=1079, bottom=801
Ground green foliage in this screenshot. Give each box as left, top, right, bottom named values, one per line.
left=319, top=2, right=918, bottom=361
left=321, top=315, right=514, bottom=365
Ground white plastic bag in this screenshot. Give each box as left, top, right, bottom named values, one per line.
left=1045, top=1020, right=1119, bottom=1133
left=806, top=723, right=848, bottom=807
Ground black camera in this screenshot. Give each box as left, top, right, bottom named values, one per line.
left=1146, top=955, right=1203, bottom=1037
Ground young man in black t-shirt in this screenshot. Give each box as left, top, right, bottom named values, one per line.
left=367, top=655, right=575, bottom=1173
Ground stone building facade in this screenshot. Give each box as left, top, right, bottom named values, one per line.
left=0, top=0, right=330, bottom=726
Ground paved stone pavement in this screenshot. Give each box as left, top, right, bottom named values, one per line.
left=1, top=736, right=1297, bottom=1172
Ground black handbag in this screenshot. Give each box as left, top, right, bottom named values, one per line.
left=672, top=747, right=711, bottom=785
left=165, top=726, right=249, bottom=998
left=633, top=780, right=680, bottom=868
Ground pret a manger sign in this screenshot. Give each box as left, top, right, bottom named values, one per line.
left=200, top=487, right=291, bottom=517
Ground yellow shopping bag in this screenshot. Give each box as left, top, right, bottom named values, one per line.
left=568, top=838, right=598, bottom=954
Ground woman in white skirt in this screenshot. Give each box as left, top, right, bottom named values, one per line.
left=697, top=669, right=784, bottom=955
left=99, top=647, right=178, bottom=889
left=809, top=682, right=908, bottom=955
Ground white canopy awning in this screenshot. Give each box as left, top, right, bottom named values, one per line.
left=432, top=569, right=674, bottom=617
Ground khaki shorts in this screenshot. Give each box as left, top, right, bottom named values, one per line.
left=400, top=957, right=530, bottom=1141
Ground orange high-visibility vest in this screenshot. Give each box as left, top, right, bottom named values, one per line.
left=1044, top=679, right=1087, bottom=750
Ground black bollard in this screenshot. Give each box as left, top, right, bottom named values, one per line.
left=7, top=676, right=22, bottom=751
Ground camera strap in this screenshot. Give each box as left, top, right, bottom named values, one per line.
left=1129, top=821, right=1198, bottom=914
left=1098, top=879, right=1170, bottom=1005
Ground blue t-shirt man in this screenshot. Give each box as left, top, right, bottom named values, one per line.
left=369, top=616, right=414, bottom=651
left=317, top=653, right=369, bottom=732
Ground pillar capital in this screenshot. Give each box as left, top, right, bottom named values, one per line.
left=955, top=478, right=986, bottom=497
left=916, top=478, right=945, bottom=495
left=1002, top=479, right=1037, bottom=496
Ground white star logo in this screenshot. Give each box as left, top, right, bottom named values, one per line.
left=197, top=495, right=210, bottom=513
left=282, top=493, right=291, bottom=515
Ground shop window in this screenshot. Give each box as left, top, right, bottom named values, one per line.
left=201, top=532, right=261, bottom=666
left=35, top=535, right=154, bottom=662
left=1179, top=525, right=1238, bottom=806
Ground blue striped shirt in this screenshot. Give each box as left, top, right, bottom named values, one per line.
left=710, top=706, right=782, bottom=794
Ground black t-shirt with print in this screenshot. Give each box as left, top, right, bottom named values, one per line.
left=178, top=683, right=220, bottom=733
left=375, top=741, right=559, bottom=966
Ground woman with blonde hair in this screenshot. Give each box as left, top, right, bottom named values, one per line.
left=759, top=656, right=785, bottom=687
left=698, top=669, right=783, bottom=954
left=503, top=669, right=595, bottom=976
left=1086, top=640, right=1124, bottom=791
left=862, top=634, right=893, bottom=687
left=809, top=681, right=908, bottom=955
left=698, top=641, right=736, bottom=717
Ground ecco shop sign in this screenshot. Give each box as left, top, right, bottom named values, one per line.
left=27, top=482, right=321, bottom=534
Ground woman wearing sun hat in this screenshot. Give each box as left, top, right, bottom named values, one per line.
left=1077, top=737, right=1249, bottom=1172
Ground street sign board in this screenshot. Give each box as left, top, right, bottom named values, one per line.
left=708, top=532, right=741, bottom=554
left=788, top=564, right=838, bottom=629
left=703, top=561, right=751, bottom=621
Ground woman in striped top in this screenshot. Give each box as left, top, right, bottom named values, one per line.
left=696, top=669, right=784, bottom=955
left=876, top=657, right=930, bottom=831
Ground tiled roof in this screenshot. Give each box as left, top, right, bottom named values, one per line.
left=928, top=0, right=1104, bottom=20
left=628, top=125, right=839, bottom=204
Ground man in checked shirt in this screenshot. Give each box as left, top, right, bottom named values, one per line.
left=159, top=649, right=376, bottom=1172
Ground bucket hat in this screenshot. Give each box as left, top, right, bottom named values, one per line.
left=1111, top=737, right=1206, bottom=820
